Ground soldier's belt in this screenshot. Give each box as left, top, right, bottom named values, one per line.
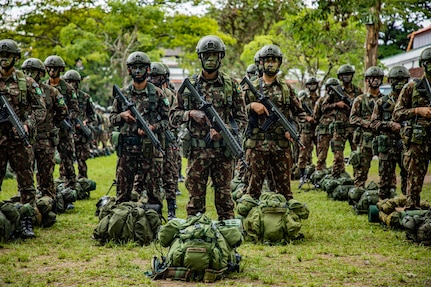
left=249, top=132, right=285, bottom=140
left=36, top=131, right=51, bottom=139
left=123, top=135, right=143, bottom=146
left=191, top=137, right=226, bottom=149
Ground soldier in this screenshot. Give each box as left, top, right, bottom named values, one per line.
left=147, top=61, right=179, bottom=220
left=246, top=64, right=258, bottom=80
left=393, top=47, right=431, bottom=210
left=0, top=39, right=46, bottom=238
left=21, top=58, right=67, bottom=204
left=370, top=66, right=409, bottom=199
left=44, top=55, right=79, bottom=190
left=110, top=51, right=169, bottom=206
left=314, top=78, right=340, bottom=174
left=297, top=77, right=319, bottom=187
left=243, top=44, right=310, bottom=201
left=337, top=64, right=363, bottom=152
left=170, top=35, right=247, bottom=220
left=350, top=66, right=384, bottom=188
left=63, top=69, right=95, bottom=179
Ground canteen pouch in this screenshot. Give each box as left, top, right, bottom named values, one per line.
left=142, top=139, right=153, bottom=158
left=411, top=124, right=425, bottom=145
left=377, top=134, right=389, bottom=153
left=317, top=124, right=329, bottom=136
left=332, top=121, right=345, bottom=134
left=362, top=132, right=373, bottom=149
left=353, top=128, right=362, bottom=145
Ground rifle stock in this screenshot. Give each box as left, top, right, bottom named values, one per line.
left=0, top=94, right=31, bottom=146
left=178, top=78, right=246, bottom=163
left=302, top=102, right=314, bottom=117
left=240, top=77, right=304, bottom=149
left=328, top=85, right=353, bottom=107
left=75, top=118, right=93, bottom=139
left=112, top=84, right=165, bottom=155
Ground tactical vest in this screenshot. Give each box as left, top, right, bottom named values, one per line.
left=187, top=72, right=233, bottom=107
left=360, top=93, right=376, bottom=119
left=411, top=78, right=429, bottom=108
left=125, top=82, right=159, bottom=123
left=380, top=94, right=395, bottom=121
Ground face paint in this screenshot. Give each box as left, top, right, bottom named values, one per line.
left=130, top=64, right=148, bottom=83
left=24, top=69, right=41, bottom=83
left=307, top=83, right=318, bottom=92
left=390, top=78, right=408, bottom=92
left=340, top=74, right=353, bottom=84
left=149, top=74, right=165, bottom=87
left=367, top=77, right=382, bottom=89
left=46, top=66, right=61, bottom=79
left=263, top=57, right=280, bottom=76
left=0, top=52, right=15, bottom=70
left=423, top=61, right=431, bottom=76
left=66, top=80, right=79, bottom=91
left=200, top=52, right=221, bottom=73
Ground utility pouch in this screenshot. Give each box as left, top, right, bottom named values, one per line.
left=400, top=124, right=412, bottom=146
left=377, top=134, right=389, bottom=153
left=411, top=124, right=425, bottom=145
left=353, top=128, right=362, bottom=145
left=362, top=132, right=373, bottom=149
left=333, top=121, right=345, bottom=134
left=179, top=128, right=192, bottom=158
left=50, top=128, right=60, bottom=146
left=142, top=139, right=153, bottom=158
left=317, top=124, right=329, bottom=135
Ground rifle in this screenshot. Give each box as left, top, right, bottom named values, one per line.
left=112, top=84, right=165, bottom=155
left=328, top=85, right=353, bottom=107
left=302, top=102, right=314, bottom=117
left=60, top=118, right=74, bottom=133
left=240, top=76, right=304, bottom=149
left=75, top=118, right=93, bottom=139
left=178, top=78, right=246, bottom=163
left=0, top=93, right=31, bottom=146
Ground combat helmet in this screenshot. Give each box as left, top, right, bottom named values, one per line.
left=246, top=64, right=258, bottom=74
left=298, top=90, right=308, bottom=99
left=306, top=77, right=318, bottom=85
left=21, top=58, right=45, bottom=71
left=364, top=66, right=384, bottom=78
left=150, top=62, right=167, bottom=76
left=259, top=44, right=283, bottom=62
left=44, top=55, right=66, bottom=69
left=63, top=69, right=82, bottom=81
left=196, top=35, right=226, bottom=58
left=419, top=47, right=431, bottom=67
left=388, top=66, right=410, bottom=79
left=0, top=39, right=21, bottom=58
left=126, top=52, right=151, bottom=67
left=337, top=64, right=355, bottom=75
left=325, top=78, right=340, bottom=87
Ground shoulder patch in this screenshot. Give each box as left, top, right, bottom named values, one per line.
left=35, top=87, right=43, bottom=96
left=163, top=98, right=170, bottom=106
left=72, top=92, right=77, bottom=99
left=58, top=97, right=66, bottom=106
left=236, top=85, right=242, bottom=94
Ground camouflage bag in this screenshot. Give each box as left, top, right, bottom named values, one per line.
left=76, top=177, right=97, bottom=200
left=235, top=194, right=259, bottom=217
left=348, top=187, right=365, bottom=206
left=330, top=185, right=355, bottom=201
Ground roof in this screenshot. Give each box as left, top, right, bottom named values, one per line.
left=380, top=44, right=431, bottom=69
left=407, top=25, right=431, bottom=51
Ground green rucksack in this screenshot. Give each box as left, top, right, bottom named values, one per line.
left=152, top=214, right=242, bottom=282
left=348, top=187, right=365, bottom=206
left=76, top=177, right=97, bottom=200
left=235, top=194, right=259, bottom=217
left=0, top=201, right=20, bottom=242
left=354, top=182, right=379, bottom=214
left=330, top=185, right=355, bottom=201
left=93, top=202, right=162, bottom=245
left=242, top=192, right=305, bottom=245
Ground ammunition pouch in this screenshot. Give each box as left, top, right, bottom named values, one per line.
left=361, top=132, right=374, bottom=149
left=317, top=124, right=330, bottom=136
left=400, top=123, right=412, bottom=147
left=142, top=138, right=153, bottom=158
left=178, top=128, right=191, bottom=158
left=329, top=121, right=345, bottom=135
left=377, top=134, right=389, bottom=154
left=330, top=139, right=344, bottom=152
left=301, top=122, right=314, bottom=134
left=247, top=127, right=289, bottom=147
left=50, top=128, right=60, bottom=146
left=411, top=124, right=426, bottom=145
left=353, top=127, right=362, bottom=145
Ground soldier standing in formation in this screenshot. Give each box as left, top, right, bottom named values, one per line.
left=21, top=58, right=67, bottom=203
left=297, top=77, right=319, bottom=187
left=393, top=47, right=431, bottom=210
left=110, top=52, right=169, bottom=206
left=63, top=69, right=95, bottom=179
left=0, top=39, right=47, bottom=237
left=243, top=44, right=310, bottom=201
left=370, top=66, right=409, bottom=199
left=44, top=55, right=79, bottom=190
left=170, top=35, right=247, bottom=220
left=350, top=66, right=384, bottom=188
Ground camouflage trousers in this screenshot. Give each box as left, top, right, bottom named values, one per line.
left=378, top=144, right=407, bottom=199
left=316, top=133, right=332, bottom=171
left=163, top=145, right=180, bottom=200
left=345, top=125, right=357, bottom=152
left=58, top=132, right=77, bottom=189
left=116, top=149, right=162, bottom=205
left=34, top=138, right=56, bottom=200
left=0, top=140, right=36, bottom=204
left=331, top=131, right=347, bottom=178
left=185, top=148, right=234, bottom=221
left=245, top=144, right=293, bottom=201
left=353, top=144, right=373, bottom=188
left=74, top=137, right=91, bottom=179
left=403, top=141, right=431, bottom=209
left=298, top=132, right=316, bottom=169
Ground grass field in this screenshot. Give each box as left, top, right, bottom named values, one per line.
left=1, top=150, right=431, bottom=287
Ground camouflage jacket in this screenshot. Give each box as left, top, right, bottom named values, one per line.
left=341, top=83, right=362, bottom=101
left=370, top=91, right=400, bottom=139
left=393, top=75, right=431, bottom=129
left=314, top=94, right=335, bottom=126
left=0, top=69, right=46, bottom=144
left=36, top=82, right=67, bottom=135
left=43, top=78, right=79, bottom=121
left=349, top=91, right=382, bottom=133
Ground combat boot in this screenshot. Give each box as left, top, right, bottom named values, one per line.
left=298, top=168, right=306, bottom=189
left=167, top=199, right=176, bottom=221
left=21, top=216, right=35, bottom=239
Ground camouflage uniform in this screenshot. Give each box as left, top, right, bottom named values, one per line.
left=170, top=71, right=246, bottom=220
left=393, top=73, right=431, bottom=210
left=314, top=94, right=334, bottom=171
left=43, top=59, right=79, bottom=189
left=0, top=70, right=46, bottom=205
left=243, top=76, right=306, bottom=200
left=370, top=91, right=407, bottom=199
left=74, top=89, right=95, bottom=178
left=340, top=84, right=362, bottom=151
left=111, top=81, right=169, bottom=204
left=298, top=90, right=318, bottom=170
left=321, top=81, right=351, bottom=178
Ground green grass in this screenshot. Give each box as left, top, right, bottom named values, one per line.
left=1, top=151, right=431, bottom=287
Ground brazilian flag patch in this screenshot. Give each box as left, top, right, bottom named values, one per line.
left=236, top=85, right=242, bottom=94
left=58, top=98, right=66, bottom=106
left=36, top=87, right=43, bottom=95
left=163, top=98, right=170, bottom=106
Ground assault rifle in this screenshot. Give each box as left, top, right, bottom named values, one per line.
left=178, top=78, right=246, bottom=163
left=240, top=76, right=304, bottom=149
left=60, top=118, right=74, bottom=133
left=75, top=118, right=93, bottom=139
left=302, top=102, right=314, bottom=117
left=328, top=85, right=353, bottom=108
left=112, top=84, right=165, bottom=155
left=0, top=93, right=31, bottom=146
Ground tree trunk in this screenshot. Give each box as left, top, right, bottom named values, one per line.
left=364, top=2, right=381, bottom=70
